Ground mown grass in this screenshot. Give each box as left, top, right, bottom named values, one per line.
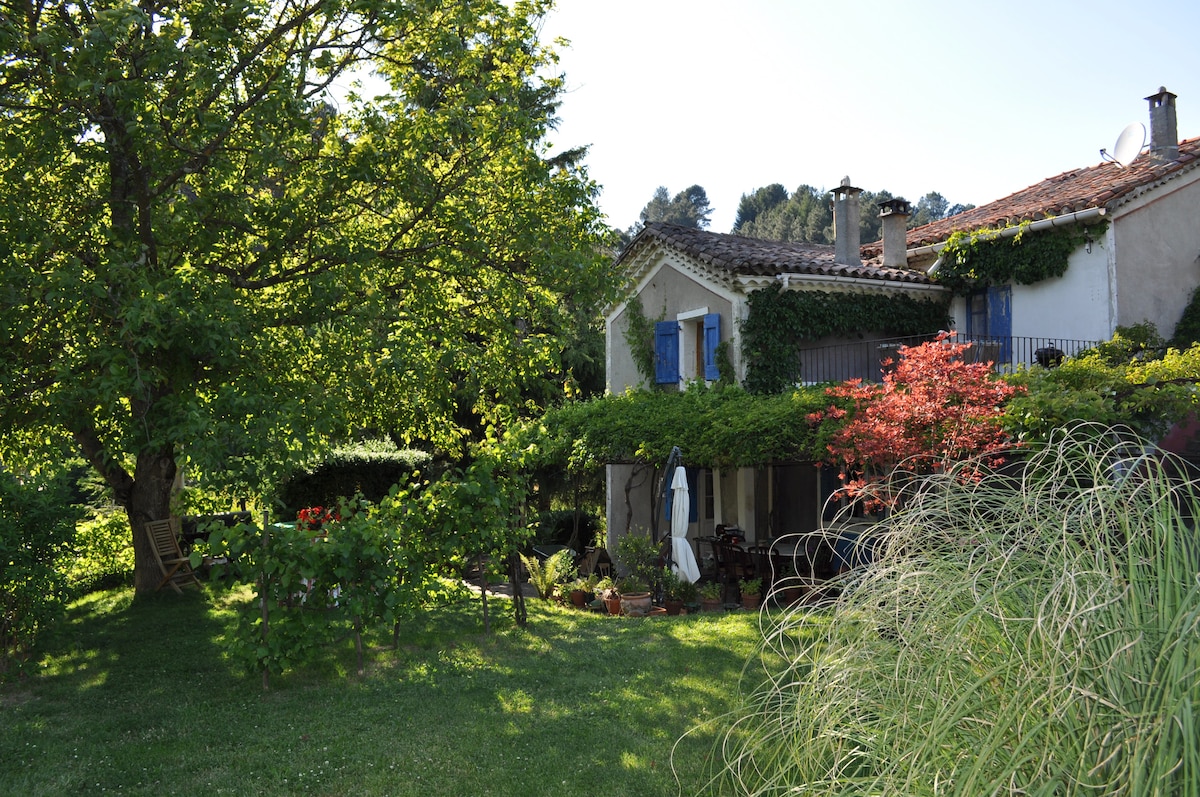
left=0, top=586, right=780, bottom=796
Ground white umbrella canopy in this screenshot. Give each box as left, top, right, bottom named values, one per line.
left=669, top=466, right=701, bottom=583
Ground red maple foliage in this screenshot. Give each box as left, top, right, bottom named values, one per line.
left=812, top=333, right=1024, bottom=508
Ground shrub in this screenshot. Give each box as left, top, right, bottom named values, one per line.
left=63, top=507, right=134, bottom=596
left=277, top=445, right=431, bottom=518
left=0, top=470, right=81, bottom=675
left=708, top=423, right=1200, bottom=795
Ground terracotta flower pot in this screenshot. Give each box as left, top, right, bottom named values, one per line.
left=664, top=599, right=684, bottom=616
left=620, top=591, right=652, bottom=617
left=604, top=596, right=623, bottom=616
left=742, top=593, right=762, bottom=610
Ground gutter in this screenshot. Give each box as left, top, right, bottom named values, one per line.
left=917, top=206, right=1108, bottom=276
left=763, top=273, right=947, bottom=294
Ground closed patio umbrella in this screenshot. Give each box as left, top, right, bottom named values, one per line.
left=670, top=466, right=701, bottom=583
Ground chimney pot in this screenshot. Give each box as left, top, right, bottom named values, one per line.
left=833, top=177, right=862, bottom=265
left=879, top=198, right=911, bottom=268
left=1145, top=86, right=1179, bottom=162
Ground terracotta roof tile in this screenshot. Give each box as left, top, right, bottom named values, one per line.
left=622, top=223, right=934, bottom=285
left=860, top=136, right=1200, bottom=258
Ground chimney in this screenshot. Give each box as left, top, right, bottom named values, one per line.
left=1146, top=86, right=1179, bottom=161
left=878, top=198, right=912, bottom=269
left=833, top=176, right=862, bottom=266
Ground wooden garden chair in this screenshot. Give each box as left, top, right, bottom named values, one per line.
left=144, top=519, right=202, bottom=594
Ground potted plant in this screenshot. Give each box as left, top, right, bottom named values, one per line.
left=568, top=573, right=599, bottom=609
left=616, top=532, right=665, bottom=596
left=739, top=577, right=763, bottom=610
left=618, top=576, right=652, bottom=617
left=698, top=581, right=723, bottom=612
left=661, top=567, right=698, bottom=615
left=594, top=576, right=622, bottom=616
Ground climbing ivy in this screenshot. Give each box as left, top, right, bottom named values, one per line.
left=741, top=284, right=951, bottom=394
left=621, top=295, right=664, bottom=386
left=934, top=220, right=1109, bottom=294
left=502, top=383, right=845, bottom=473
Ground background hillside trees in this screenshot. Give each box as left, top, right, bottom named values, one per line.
left=0, top=0, right=612, bottom=593
left=732, top=185, right=973, bottom=242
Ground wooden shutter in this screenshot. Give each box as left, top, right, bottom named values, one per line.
left=703, top=313, right=721, bottom=380
left=655, top=321, right=679, bottom=384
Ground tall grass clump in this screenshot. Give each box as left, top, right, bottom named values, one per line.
left=708, top=423, right=1200, bottom=795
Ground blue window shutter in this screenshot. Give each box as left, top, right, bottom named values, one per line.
left=703, top=313, right=721, bottom=380
left=655, top=321, right=679, bottom=384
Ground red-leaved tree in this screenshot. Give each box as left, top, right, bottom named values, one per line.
left=811, top=334, right=1024, bottom=509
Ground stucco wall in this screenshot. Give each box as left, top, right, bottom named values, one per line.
left=1011, top=241, right=1113, bottom=342
left=1111, top=177, right=1200, bottom=338
left=605, top=259, right=737, bottom=394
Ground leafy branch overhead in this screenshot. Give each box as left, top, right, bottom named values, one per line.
left=0, top=0, right=614, bottom=593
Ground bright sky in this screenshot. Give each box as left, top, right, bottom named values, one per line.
left=539, top=0, right=1200, bottom=234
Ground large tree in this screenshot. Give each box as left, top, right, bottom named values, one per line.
left=0, top=0, right=612, bottom=592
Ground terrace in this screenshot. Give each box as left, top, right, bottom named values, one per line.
left=795, top=333, right=1099, bottom=385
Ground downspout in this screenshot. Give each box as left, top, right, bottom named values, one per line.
left=922, top=206, right=1109, bottom=276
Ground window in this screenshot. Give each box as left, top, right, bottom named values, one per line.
left=658, top=310, right=720, bottom=385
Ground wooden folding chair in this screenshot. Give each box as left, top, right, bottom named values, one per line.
left=144, top=519, right=202, bottom=594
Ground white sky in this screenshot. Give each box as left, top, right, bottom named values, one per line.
left=539, top=0, right=1200, bottom=233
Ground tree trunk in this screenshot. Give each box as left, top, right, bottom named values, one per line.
left=126, top=446, right=178, bottom=594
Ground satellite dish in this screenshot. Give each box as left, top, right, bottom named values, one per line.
left=1100, top=122, right=1146, bottom=167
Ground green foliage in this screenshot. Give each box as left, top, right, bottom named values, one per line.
left=637, top=184, right=713, bottom=229
left=739, top=577, right=762, bottom=596
left=1001, top=337, right=1200, bottom=444
left=934, top=220, right=1108, bottom=293
left=0, top=470, right=81, bottom=675
left=710, top=426, right=1200, bottom=795
left=277, top=446, right=432, bottom=519
left=1171, top=287, right=1200, bottom=349
left=0, top=0, right=614, bottom=591
left=506, top=383, right=841, bottom=475
left=615, top=531, right=663, bottom=589
left=661, top=567, right=698, bottom=602
left=620, top=294, right=663, bottom=387
left=519, top=549, right=575, bottom=601
left=742, top=283, right=951, bottom=394
left=63, top=507, right=135, bottom=596
left=1079, top=321, right=1165, bottom=365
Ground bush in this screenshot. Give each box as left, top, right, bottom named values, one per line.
left=63, top=507, right=134, bottom=596
left=709, top=423, right=1200, bottom=795
left=277, top=446, right=431, bottom=519
left=533, top=508, right=601, bottom=549
left=0, top=470, right=81, bottom=675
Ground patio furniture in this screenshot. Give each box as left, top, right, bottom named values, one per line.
left=144, top=519, right=202, bottom=594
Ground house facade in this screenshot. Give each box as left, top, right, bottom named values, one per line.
left=604, top=86, right=1200, bottom=556
left=864, top=87, right=1200, bottom=353
left=604, top=191, right=946, bottom=548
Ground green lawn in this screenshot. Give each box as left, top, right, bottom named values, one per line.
left=1, top=587, right=775, bottom=796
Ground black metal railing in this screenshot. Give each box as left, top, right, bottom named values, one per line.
left=795, top=334, right=1100, bottom=385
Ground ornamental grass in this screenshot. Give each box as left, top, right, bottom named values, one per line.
left=705, top=423, right=1200, bottom=795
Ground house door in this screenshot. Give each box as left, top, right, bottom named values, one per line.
left=967, top=285, right=1012, bottom=363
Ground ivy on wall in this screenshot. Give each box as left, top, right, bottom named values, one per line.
left=741, top=284, right=951, bottom=394
left=934, top=220, right=1109, bottom=294
left=620, top=295, right=663, bottom=386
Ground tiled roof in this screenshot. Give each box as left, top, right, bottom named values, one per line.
left=621, top=222, right=934, bottom=285
left=862, top=136, right=1200, bottom=257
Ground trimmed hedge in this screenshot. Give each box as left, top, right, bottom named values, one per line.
left=277, top=448, right=432, bottom=519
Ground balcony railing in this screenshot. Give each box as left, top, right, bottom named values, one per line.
left=794, top=334, right=1101, bottom=385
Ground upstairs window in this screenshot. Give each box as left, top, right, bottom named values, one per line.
left=655, top=311, right=721, bottom=385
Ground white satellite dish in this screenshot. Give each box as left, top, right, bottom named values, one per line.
left=1100, top=122, right=1146, bottom=168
